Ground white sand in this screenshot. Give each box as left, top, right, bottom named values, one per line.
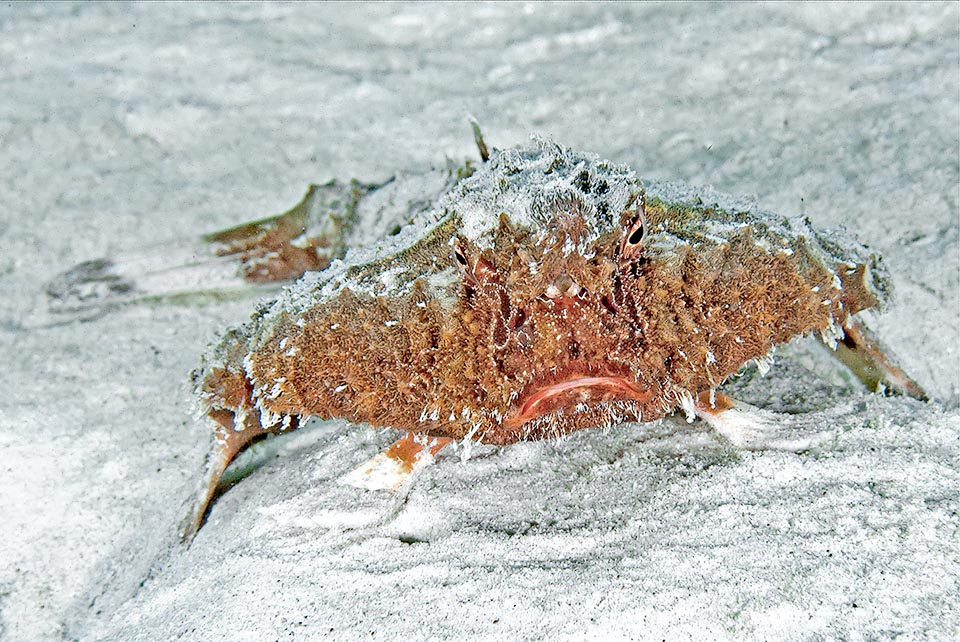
left=0, top=3, right=957, bottom=641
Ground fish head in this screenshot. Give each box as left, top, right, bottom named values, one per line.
left=440, top=141, right=675, bottom=440
left=440, top=139, right=888, bottom=441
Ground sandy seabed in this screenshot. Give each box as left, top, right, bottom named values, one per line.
left=0, top=3, right=957, bottom=641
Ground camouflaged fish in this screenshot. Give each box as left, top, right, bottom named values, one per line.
left=47, top=133, right=926, bottom=540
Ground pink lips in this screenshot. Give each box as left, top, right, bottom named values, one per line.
left=507, top=376, right=652, bottom=428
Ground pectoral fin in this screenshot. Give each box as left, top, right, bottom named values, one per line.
left=693, top=391, right=834, bottom=452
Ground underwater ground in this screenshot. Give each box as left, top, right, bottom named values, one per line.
left=0, top=3, right=957, bottom=641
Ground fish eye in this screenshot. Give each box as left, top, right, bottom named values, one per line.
left=627, top=219, right=645, bottom=246
left=451, top=239, right=500, bottom=289
left=452, top=240, right=469, bottom=269
left=619, top=211, right=647, bottom=262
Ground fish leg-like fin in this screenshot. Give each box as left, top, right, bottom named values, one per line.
left=340, top=432, right=452, bottom=491
left=827, top=317, right=927, bottom=401
left=45, top=181, right=365, bottom=316
left=180, top=409, right=296, bottom=543
left=693, top=391, right=833, bottom=452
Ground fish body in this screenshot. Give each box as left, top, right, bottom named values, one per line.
left=194, top=138, right=889, bottom=449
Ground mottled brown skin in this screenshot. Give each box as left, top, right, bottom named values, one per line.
left=197, top=196, right=877, bottom=449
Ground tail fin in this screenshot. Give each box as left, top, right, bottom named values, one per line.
left=45, top=181, right=364, bottom=317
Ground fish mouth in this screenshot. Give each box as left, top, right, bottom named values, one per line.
left=504, top=375, right=652, bottom=429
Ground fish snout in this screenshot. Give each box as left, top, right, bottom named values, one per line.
left=544, top=273, right=582, bottom=299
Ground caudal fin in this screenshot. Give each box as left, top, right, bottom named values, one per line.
left=45, top=181, right=363, bottom=317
